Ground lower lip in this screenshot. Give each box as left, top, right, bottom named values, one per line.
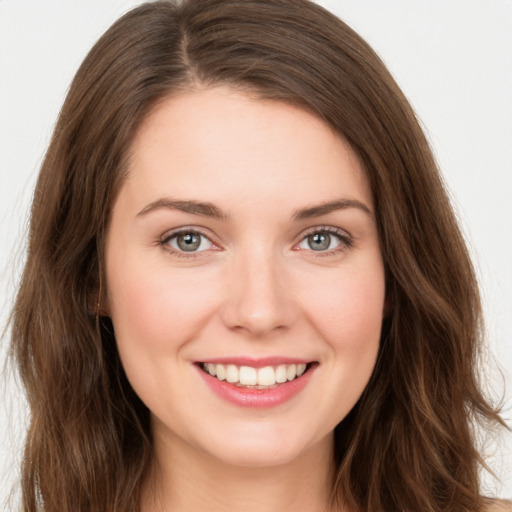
left=196, top=365, right=316, bottom=409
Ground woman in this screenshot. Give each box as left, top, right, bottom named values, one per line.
left=8, top=0, right=510, bottom=511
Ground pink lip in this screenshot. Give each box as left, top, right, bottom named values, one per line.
left=199, top=356, right=311, bottom=368
left=195, top=362, right=317, bottom=409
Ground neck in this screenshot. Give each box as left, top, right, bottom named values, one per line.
left=141, top=430, right=340, bottom=512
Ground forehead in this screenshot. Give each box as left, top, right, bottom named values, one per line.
left=122, top=87, right=372, bottom=215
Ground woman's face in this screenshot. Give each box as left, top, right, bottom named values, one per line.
left=105, top=87, right=385, bottom=468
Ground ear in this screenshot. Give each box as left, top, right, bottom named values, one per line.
left=88, top=291, right=110, bottom=317
left=97, top=302, right=110, bottom=317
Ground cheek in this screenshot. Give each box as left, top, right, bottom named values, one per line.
left=106, top=258, right=220, bottom=354
left=105, top=257, right=222, bottom=414
left=304, top=265, right=385, bottom=343
left=300, top=261, right=385, bottom=389
left=109, top=267, right=214, bottom=328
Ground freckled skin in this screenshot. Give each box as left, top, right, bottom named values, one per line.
left=105, top=87, right=385, bottom=480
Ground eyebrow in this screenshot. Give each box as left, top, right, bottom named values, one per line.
left=292, top=199, right=373, bottom=220
left=137, top=199, right=228, bottom=219
left=136, top=197, right=372, bottom=220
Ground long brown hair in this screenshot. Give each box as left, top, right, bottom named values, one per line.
left=10, top=1, right=505, bottom=510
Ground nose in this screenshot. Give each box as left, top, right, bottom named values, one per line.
left=219, top=246, right=297, bottom=337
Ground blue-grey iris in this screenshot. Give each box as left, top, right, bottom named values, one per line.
left=177, top=232, right=201, bottom=251
left=308, top=232, right=330, bottom=251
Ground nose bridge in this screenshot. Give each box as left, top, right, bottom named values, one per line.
left=221, top=242, right=294, bottom=336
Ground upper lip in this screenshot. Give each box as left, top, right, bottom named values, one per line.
left=197, top=356, right=314, bottom=368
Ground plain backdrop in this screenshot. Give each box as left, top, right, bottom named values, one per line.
left=1, top=0, right=511, bottom=508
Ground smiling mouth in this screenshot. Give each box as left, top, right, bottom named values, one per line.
left=198, top=362, right=315, bottom=389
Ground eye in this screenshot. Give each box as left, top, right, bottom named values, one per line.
left=296, top=228, right=352, bottom=253
left=163, top=230, right=214, bottom=253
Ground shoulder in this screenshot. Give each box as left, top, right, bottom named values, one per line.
left=484, top=499, right=512, bottom=512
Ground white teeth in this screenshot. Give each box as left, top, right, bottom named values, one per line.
left=239, top=366, right=257, bottom=385
left=215, top=364, right=226, bottom=380
left=202, top=362, right=309, bottom=387
left=257, top=366, right=275, bottom=386
left=226, top=364, right=239, bottom=383
left=275, top=365, right=287, bottom=383
left=287, top=364, right=297, bottom=381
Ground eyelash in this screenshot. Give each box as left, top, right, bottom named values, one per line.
left=159, top=226, right=353, bottom=259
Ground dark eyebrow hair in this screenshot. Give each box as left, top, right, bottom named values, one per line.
left=137, top=199, right=228, bottom=219
left=293, top=199, right=373, bottom=220
left=137, top=197, right=372, bottom=221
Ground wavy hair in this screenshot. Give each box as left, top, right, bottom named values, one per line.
left=10, top=0, right=505, bottom=510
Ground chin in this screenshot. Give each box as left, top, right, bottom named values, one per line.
left=196, top=425, right=330, bottom=469
left=208, top=444, right=307, bottom=469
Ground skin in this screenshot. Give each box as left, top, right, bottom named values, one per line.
left=104, top=87, right=386, bottom=512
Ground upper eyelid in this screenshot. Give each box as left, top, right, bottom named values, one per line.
left=297, top=225, right=352, bottom=241
left=160, top=226, right=216, bottom=243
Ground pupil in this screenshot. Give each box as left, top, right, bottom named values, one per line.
left=177, top=233, right=200, bottom=251
left=308, top=232, right=330, bottom=251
